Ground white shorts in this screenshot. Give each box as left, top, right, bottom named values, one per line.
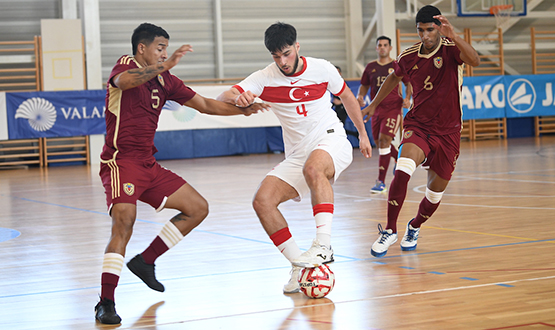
left=267, top=131, right=353, bottom=201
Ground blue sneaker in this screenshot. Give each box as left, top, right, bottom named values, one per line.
left=400, top=219, right=420, bottom=251
left=370, top=180, right=387, bottom=194
left=371, top=224, right=397, bottom=257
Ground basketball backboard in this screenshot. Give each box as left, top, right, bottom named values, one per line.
left=457, top=0, right=527, bottom=16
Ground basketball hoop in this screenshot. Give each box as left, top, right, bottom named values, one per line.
left=490, top=4, right=514, bottom=28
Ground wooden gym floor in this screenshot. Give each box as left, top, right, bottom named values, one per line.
left=1, top=136, right=554, bottom=330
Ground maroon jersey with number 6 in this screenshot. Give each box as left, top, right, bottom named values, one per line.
left=394, top=37, right=464, bottom=135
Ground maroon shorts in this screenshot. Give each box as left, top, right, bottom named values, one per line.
left=99, top=157, right=186, bottom=211
left=400, top=127, right=461, bottom=180
left=371, top=110, right=402, bottom=142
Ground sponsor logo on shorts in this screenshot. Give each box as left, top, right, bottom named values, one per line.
left=123, top=183, right=135, bottom=196
left=403, top=130, right=413, bottom=139
left=434, top=57, right=443, bottom=69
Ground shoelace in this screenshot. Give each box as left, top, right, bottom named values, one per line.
left=405, top=228, right=417, bottom=241
left=377, top=223, right=394, bottom=243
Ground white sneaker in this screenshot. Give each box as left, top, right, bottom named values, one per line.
left=283, top=265, right=302, bottom=293
left=400, top=219, right=420, bottom=251
left=371, top=224, right=398, bottom=257
left=292, top=239, right=334, bottom=268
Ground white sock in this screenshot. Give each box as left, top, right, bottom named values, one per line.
left=102, top=252, right=124, bottom=276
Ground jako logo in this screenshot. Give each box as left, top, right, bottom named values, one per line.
left=14, top=97, right=57, bottom=131
left=162, top=100, right=197, bottom=122
left=507, top=78, right=536, bottom=114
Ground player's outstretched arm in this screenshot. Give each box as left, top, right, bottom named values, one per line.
left=113, top=45, right=194, bottom=91
left=184, top=94, right=270, bottom=116
left=217, top=87, right=258, bottom=108
left=434, top=15, right=480, bottom=67
left=339, top=87, right=372, bottom=158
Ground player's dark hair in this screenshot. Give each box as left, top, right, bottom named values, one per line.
left=416, top=5, right=442, bottom=26
left=264, top=22, right=297, bottom=53
left=376, top=36, right=392, bottom=46
left=131, top=23, right=170, bottom=55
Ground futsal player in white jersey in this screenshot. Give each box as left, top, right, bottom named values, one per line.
left=218, top=22, right=372, bottom=293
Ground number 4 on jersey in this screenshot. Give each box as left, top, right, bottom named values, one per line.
left=296, top=104, right=308, bottom=117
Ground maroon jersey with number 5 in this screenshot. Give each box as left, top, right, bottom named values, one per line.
left=101, top=55, right=196, bottom=161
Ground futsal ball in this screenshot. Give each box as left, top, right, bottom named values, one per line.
left=299, top=264, right=335, bottom=299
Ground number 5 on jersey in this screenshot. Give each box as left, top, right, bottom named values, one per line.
left=296, top=104, right=307, bottom=117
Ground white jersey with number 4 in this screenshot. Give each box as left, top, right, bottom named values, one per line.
left=233, top=56, right=348, bottom=157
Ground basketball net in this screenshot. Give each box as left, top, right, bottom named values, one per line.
left=490, top=4, right=514, bottom=29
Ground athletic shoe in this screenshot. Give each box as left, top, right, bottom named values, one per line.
left=400, top=218, right=420, bottom=251
left=292, top=239, right=334, bottom=268
left=370, top=180, right=387, bottom=194
left=127, top=254, right=165, bottom=292
left=95, top=298, right=121, bottom=324
left=283, top=265, right=302, bottom=293
left=371, top=224, right=398, bottom=257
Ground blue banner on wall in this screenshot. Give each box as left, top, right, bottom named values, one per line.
left=461, top=75, right=506, bottom=120
left=503, top=74, right=555, bottom=118
left=6, top=90, right=106, bottom=139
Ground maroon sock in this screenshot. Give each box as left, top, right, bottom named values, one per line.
left=411, top=198, right=441, bottom=228
left=386, top=170, right=411, bottom=233
left=141, top=236, right=169, bottom=265
left=390, top=145, right=399, bottom=161
left=101, top=272, right=119, bottom=302
left=378, top=153, right=390, bottom=182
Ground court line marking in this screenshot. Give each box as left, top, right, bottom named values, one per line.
left=113, top=275, right=555, bottom=329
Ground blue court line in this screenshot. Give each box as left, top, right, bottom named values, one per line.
left=399, top=266, right=415, bottom=269
left=428, top=271, right=445, bottom=275
left=495, top=283, right=514, bottom=287
left=460, top=277, right=479, bottom=281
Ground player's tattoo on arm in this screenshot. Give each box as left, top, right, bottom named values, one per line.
left=125, top=64, right=165, bottom=88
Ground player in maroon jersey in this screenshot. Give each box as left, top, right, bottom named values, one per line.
left=362, top=5, right=480, bottom=257
left=94, top=23, right=268, bottom=325
left=357, top=36, right=412, bottom=194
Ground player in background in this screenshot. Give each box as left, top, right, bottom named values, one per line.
left=95, top=23, right=268, bottom=324
left=357, top=36, right=412, bottom=194
left=332, top=66, right=359, bottom=138
left=217, top=22, right=371, bottom=294
left=363, top=5, right=479, bottom=257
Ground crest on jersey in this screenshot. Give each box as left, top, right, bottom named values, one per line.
left=388, top=68, right=394, bottom=74
left=434, top=57, right=443, bottom=69
left=157, top=74, right=165, bottom=87
left=123, top=183, right=135, bottom=196
left=403, top=130, right=413, bottom=139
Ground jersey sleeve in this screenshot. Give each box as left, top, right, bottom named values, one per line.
left=166, top=72, right=196, bottom=104
left=107, top=57, right=131, bottom=88
left=393, top=59, right=406, bottom=78
left=235, top=69, right=267, bottom=96
left=325, top=60, right=346, bottom=96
